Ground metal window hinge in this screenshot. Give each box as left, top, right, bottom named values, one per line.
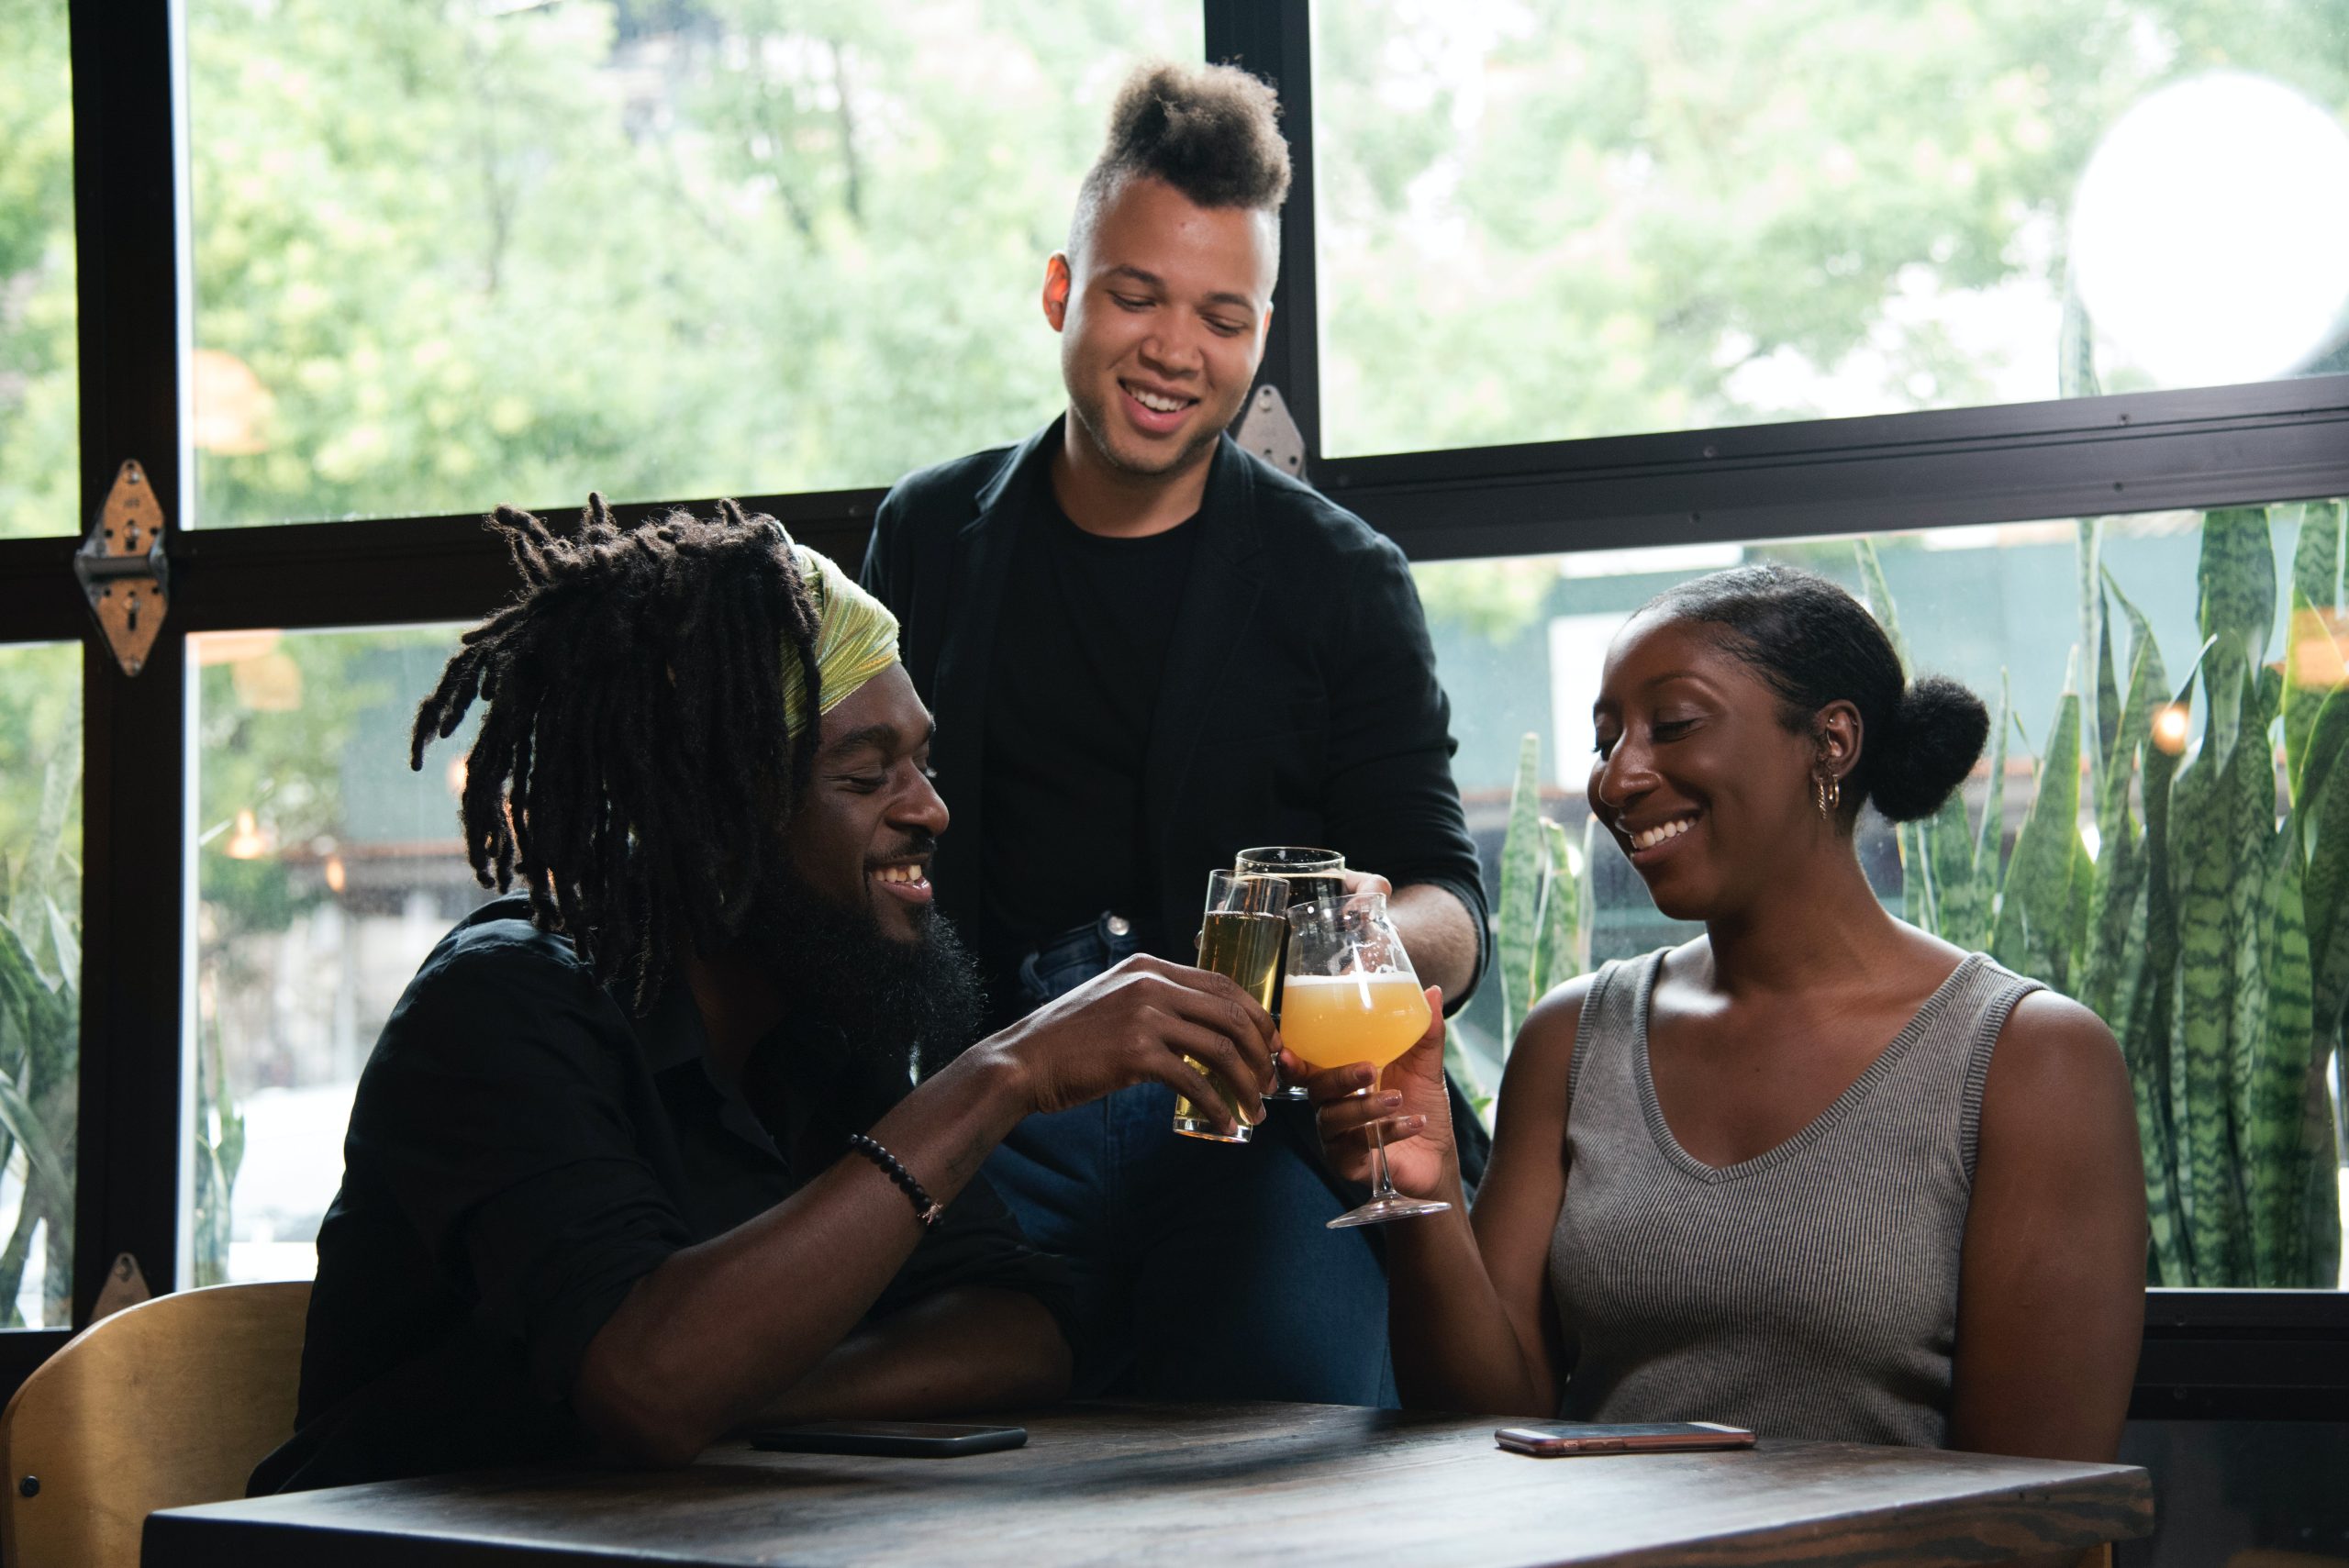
left=1233, top=384, right=1306, bottom=481
left=74, top=460, right=172, bottom=676
left=88, top=1251, right=152, bottom=1326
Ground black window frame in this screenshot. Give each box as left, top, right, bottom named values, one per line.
left=0, top=0, right=2343, bottom=1416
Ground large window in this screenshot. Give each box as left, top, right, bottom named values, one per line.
left=0, top=0, right=76, bottom=539
left=1315, top=0, right=2349, bottom=457
left=0, top=641, right=79, bottom=1328
left=5, top=0, right=2346, bottom=1447
left=189, top=626, right=486, bottom=1284
left=184, top=0, right=1201, bottom=528
left=1422, top=500, right=2349, bottom=1289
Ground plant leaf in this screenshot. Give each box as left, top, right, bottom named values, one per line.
left=42, top=897, right=78, bottom=994
left=1535, top=818, right=1582, bottom=1006
left=1854, top=538, right=1908, bottom=662
left=2197, top=506, right=2277, bottom=768
left=1990, top=673, right=2081, bottom=990
left=2244, top=820, right=2313, bottom=1284
left=1495, top=732, right=1543, bottom=1044
left=2293, top=498, right=2343, bottom=614
left=0, top=1070, right=64, bottom=1190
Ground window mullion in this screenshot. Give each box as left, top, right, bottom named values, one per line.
left=1206, top=0, right=1321, bottom=467
left=68, top=0, right=190, bottom=1318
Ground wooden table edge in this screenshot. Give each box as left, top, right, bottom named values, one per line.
left=138, top=1408, right=2161, bottom=1568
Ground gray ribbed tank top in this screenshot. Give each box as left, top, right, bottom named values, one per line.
left=1547, top=948, right=2040, bottom=1447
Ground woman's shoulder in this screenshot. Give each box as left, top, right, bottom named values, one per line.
left=1513, top=972, right=1598, bottom=1068
left=1986, top=985, right=2126, bottom=1090
left=1491, top=973, right=1599, bottom=1144
left=1961, top=977, right=2133, bottom=1184
left=1505, top=942, right=1674, bottom=1091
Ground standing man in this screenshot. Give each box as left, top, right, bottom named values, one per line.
left=862, top=61, right=1487, bottom=1407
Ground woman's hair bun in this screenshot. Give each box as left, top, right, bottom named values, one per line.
left=1867, top=674, right=1990, bottom=823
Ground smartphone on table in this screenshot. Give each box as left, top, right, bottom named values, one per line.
left=750, top=1420, right=1028, bottom=1458
left=1494, top=1420, right=1754, bottom=1457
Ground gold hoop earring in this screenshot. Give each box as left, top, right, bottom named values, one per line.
left=1815, top=772, right=1840, bottom=818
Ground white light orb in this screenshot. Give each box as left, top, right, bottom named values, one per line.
left=2070, top=72, right=2349, bottom=389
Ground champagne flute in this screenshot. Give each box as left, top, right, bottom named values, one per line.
left=1172, top=871, right=1286, bottom=1142
left=1283, top=891, right=1451, bottom=1228
left=1233, top=846, right=1346, bottom=1101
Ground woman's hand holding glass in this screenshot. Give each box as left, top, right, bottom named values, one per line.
left=1295, top=988, right=1456, bottom=1201
left=1284, top=892, right=1453, bottom=1227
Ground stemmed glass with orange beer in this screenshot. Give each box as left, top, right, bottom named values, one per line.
left=1281, top=891, right=1451, bottom=1229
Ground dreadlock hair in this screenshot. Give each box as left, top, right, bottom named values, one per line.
left=1068, top=61, right=1291, bottom=263
left=409, top=495, right=827, bottom=1013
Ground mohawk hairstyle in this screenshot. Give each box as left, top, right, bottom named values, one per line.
left=1068, top=61, right=1290, bottom=258
left=409, top=495, right=825, bottom=1013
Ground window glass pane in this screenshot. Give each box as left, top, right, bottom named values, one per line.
left=1317, top=3, right=2349, bottom=457
left=0, top=0, right=78, bottom=539
left=0, top=640, right=81, bottom=1327
left=1423, top=499, right=2349, bottom=1288
left=184, top=1, right=1201, bottom=528
left=189, top=627, right=491, bottom=1284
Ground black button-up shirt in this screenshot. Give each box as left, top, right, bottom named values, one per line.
left=251, top=895, right=1071, bottom=1493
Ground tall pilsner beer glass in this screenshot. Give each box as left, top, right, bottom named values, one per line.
left=1171, top=870, right=1286, bottom=1141
left=1233, top=846, right=1346, bottom=1100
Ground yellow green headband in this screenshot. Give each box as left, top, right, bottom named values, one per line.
left=779, top=536, right=901, bottom=737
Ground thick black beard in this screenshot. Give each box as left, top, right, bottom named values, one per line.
left=734, top=870, right=989, bottom=1123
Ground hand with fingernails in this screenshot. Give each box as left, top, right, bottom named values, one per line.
left=978, top=954, right=1278, bottom=1137
left=1294, top=984, right=1454, bottom=1197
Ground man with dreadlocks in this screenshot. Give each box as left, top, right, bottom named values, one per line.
left=252, top=498, right=1275, bottom=1492
left=863, top=61, right=1488, bottom=1407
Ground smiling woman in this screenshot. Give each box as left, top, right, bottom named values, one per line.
left=1307, top=559, right=2149, bottom=1472
left=1590, top=563, right=1990, bottom=920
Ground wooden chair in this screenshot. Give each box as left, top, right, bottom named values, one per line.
left=0, top=1281, right=310, bottom=1568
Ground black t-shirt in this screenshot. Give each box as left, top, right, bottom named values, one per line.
left=978, top=495, right=1199, bottom=971
left=250, top=895, right=1073, bottom=1494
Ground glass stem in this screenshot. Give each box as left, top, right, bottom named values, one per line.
left=1368, top=1067, right=1398, bottom=1200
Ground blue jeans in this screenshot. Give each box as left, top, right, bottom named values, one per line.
left=985, top=916, right=1396, bottom=1406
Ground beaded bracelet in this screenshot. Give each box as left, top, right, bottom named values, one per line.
left=846, top=1132, right=945, bottom=1229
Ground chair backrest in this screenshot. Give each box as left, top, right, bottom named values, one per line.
left=0, top=1280, right=310, bottom=1568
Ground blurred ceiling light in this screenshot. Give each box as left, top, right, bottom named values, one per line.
left=222, top=809, right=273, bottom=861
left=193, top=628, right=283, bottom=667
left=2151, top=702, right=2193, bottom=755
left=2071, top=72, right=2349, bottom=389
left=191, top=348, right=275, bottom=455
left=446, top=754, right=469, bottom=798
left=2289, top=606, right=2349, bottom=688
left=231, top=650, right=304, bottom=712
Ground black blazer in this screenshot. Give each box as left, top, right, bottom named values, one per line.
left=861, top=419, right=1489, bottom=1003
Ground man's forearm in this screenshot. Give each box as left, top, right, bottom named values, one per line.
left=1391, top=882, right=1478, bottom=1002
left=748, top=1287, right=1071, bottom=1429
left=573, top=1046, right=1036, bottom=1464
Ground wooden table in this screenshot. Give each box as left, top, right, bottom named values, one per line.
left=144, top=1402, right=2154, bottom=1568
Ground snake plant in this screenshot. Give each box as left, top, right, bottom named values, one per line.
left=1870, top=504, right=2344, bottom=1287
